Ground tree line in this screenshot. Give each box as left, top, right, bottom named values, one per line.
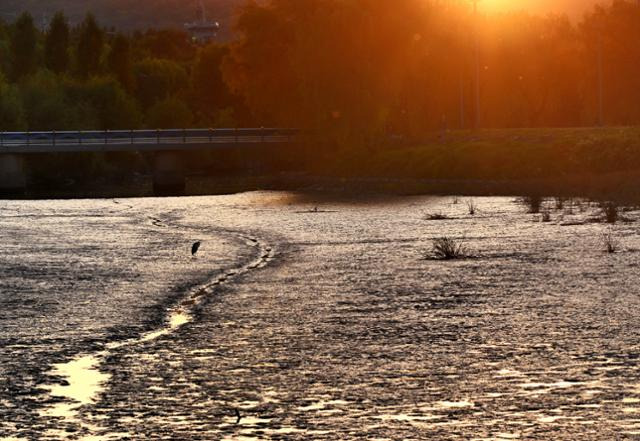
left=224, top=0, right=640, bottom=145
left=0, top=12, right=242, bottom=132
left=2, top=1, right=640, bottom=143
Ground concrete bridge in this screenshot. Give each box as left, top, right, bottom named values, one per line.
left=0, top=128, right=298, bottom=196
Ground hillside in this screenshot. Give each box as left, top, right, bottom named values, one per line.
left=0, top=0, right=244, bottom=37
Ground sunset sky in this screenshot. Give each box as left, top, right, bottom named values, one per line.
left=481, top=0, right=607, bottom=17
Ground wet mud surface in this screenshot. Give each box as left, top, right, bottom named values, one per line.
left=2, top=194, right=640, bottom=440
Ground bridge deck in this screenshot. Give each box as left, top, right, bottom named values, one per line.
left=0, top=128, right=298, bottom=153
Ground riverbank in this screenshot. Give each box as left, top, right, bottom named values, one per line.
left=322, top=126, right=640, bottom=202
left=17, top=127, right=640, bottom=202
left=21, top=170, right=640, bottom=205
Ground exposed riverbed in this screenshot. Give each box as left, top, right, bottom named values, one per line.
left=1, top=193, right=640, bottom=440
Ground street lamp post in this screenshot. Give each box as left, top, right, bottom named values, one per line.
left=472, top=0, right=481, bottom=129
left=597, top=27, right=604, bottom=126
left=459, top=67, right=465, bottom=129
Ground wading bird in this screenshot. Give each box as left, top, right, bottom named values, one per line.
left=191, top=241, right=201, bottom=256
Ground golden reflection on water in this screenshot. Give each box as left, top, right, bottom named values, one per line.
left=42, top=354, right=110, bottom=419
left=140, top=310, right=191, bottom=342
left=39, top=354, right=114, bottom=440
left=170, top=311, right=190, bottom=328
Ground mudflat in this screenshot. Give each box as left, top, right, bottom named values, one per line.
left=1, top=193, right=639, bottom=440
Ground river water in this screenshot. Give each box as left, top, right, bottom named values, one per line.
left=1, top=192, right=640, bottom=440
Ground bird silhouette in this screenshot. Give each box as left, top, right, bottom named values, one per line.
left=234, top=408, right=242, bottom=424
left=191, top=241, right=201, bottom=256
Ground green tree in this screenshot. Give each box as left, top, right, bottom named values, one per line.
left=108, top=33, right=135, bottom=92
left=0, top=19, right=8, bottom=39
left=146, top=95, right=193, bottom=129
left=190, top=44, right=235, bottom=124
left=76, top=13, right=104, bottom=79
left=0, top=34, right=10, bottom=78
left=133, top=58, right=188, bottom=108
left=0, top=74, right=27, bottom=130
left=223, top=0, right=423, bottom=143
left=581, top=1, right=640, bottom=125
left=137, top=29, right=195, bottom=62
left=10, top=12, right=38, bottom=81
left=19, top=70, right=83, bottom=131
left=64, top=76, right=142, bottom=129
left=45, top=12, right=70, bottom=74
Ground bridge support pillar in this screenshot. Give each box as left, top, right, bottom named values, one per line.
left=0, top=154, right=26, bottom=197
left=153, top=151, right=186, bottom=196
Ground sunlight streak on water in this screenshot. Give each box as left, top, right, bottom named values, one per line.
left=38, top=305, right=198, bottom=436
left=43, top=355, right=110, bottom=408
left=40, top=352, right=111, bottom=433
left=32, top=211, right=275, bottom=440
left=139, top=310, right=192, bottom=343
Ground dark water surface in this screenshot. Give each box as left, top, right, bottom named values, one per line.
left=2, top=193, right=640, bottom=440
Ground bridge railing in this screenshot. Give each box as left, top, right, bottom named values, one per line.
left=0, top=128, right=299, bottom=147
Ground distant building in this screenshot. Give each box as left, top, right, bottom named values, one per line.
left=185, top=0, right=220, bottom=44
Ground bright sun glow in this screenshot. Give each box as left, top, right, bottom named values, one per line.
left=481, top=0, right=517, bottom=13
left=478, top=0, right=596, bottom=16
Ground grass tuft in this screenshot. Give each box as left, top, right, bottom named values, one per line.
left=430, top=237, right=467, bottom=260
left=425, top=212, right=450, bottom=220
left=466, top=199, right=477, bottom=215
left=523, top=195, right=543, bottom=213
left=600, top=201, right=618, bottom=224
left=541, top=209, right=551, bottom=222
left=601, top=230, right=619, bottom=254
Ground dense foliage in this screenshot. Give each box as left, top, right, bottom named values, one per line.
left=225, top=0, right=640, bottom=141
left=3, top=2, right=640, bottom=137
left=0, top=12, right=243, bottom=132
